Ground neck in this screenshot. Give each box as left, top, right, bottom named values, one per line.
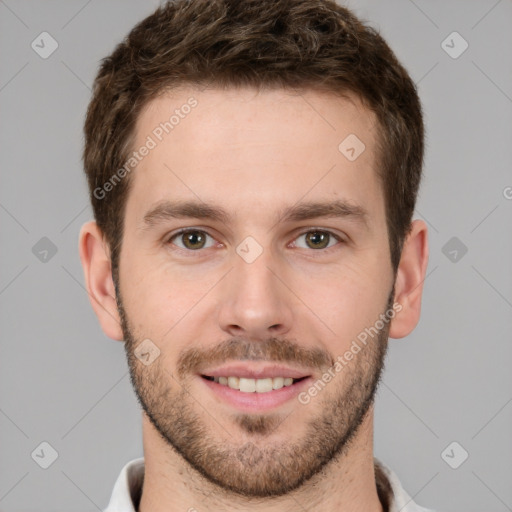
left=138, top=408, right=385, bottom=512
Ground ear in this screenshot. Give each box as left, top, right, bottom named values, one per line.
left=78, top=221, right=124, bottom=341
left=389, top=219, right=429, bottom=339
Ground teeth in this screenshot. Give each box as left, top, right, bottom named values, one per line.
left=255, top=378, right=273, bottom=393
left=211, top=376, right=299, bottom=393
left=227, top=376, right=239, bottom=390
left=239, top=378, right=256, bottom=392
left=272, top=377, right=284, bottom=390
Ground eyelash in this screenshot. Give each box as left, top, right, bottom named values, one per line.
left=164, top=228, right=344, bottom=255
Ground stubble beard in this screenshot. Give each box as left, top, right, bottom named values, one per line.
left=117, top=288, right=392, bottom=498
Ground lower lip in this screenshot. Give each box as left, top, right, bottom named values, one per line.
left=200, top=376, right=312, bottom=412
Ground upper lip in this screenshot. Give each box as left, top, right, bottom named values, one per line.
left=200, top=363, right=311, bottom=380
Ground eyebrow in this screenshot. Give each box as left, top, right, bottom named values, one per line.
left=141, top=198, right=369, bottom=231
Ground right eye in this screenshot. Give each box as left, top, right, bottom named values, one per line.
left=166, top=229, right=218, bottom=252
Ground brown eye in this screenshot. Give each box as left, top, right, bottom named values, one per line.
left=294, top=230, right=340, bottom=250
left=168, top=230, right=214, bottom=251
left=305, top=231, right=330, bottom=249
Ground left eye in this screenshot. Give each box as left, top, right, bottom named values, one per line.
left=293, top=230, right=341, bottom=250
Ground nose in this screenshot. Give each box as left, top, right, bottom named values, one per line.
left=217, top=246, right=294, bottom=341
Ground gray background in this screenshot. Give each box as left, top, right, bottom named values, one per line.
left=0, top=0, right=511, bottom=510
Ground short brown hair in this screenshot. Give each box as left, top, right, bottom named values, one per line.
left=83, top=0, right=424, bottom=282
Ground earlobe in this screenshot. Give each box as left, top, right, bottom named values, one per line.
left=78, top=221, right=124, bottom=341
left=388, top=219, right=429, bottom=339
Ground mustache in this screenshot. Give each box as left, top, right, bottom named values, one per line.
left=175, top=336, right=334, bottom=379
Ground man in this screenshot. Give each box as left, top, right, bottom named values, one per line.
left=78, top=0, right=433, bottom=510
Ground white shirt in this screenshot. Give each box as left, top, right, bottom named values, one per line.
left=103, top=457, right=436, bottom=512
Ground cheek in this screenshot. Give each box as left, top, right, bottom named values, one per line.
left=117, top=252, right=169, bottom=330
left=299, top=267, right=387, bottom=343
left=119, top=257, right=217, bottom=337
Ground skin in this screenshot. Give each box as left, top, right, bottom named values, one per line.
left=79, top=86, right=429, bottom=512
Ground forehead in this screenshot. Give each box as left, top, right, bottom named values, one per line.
left=136, top=85, right=377, bottom=155
left=125, top=86, right=383, bottom=229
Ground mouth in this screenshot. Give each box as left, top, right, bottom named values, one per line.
left=201, top=375, right=308, bottom=393
left=198, top=364, right=312, bottom=412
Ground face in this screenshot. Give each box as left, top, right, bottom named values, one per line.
left=115, top=86, right=396, bottom=497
